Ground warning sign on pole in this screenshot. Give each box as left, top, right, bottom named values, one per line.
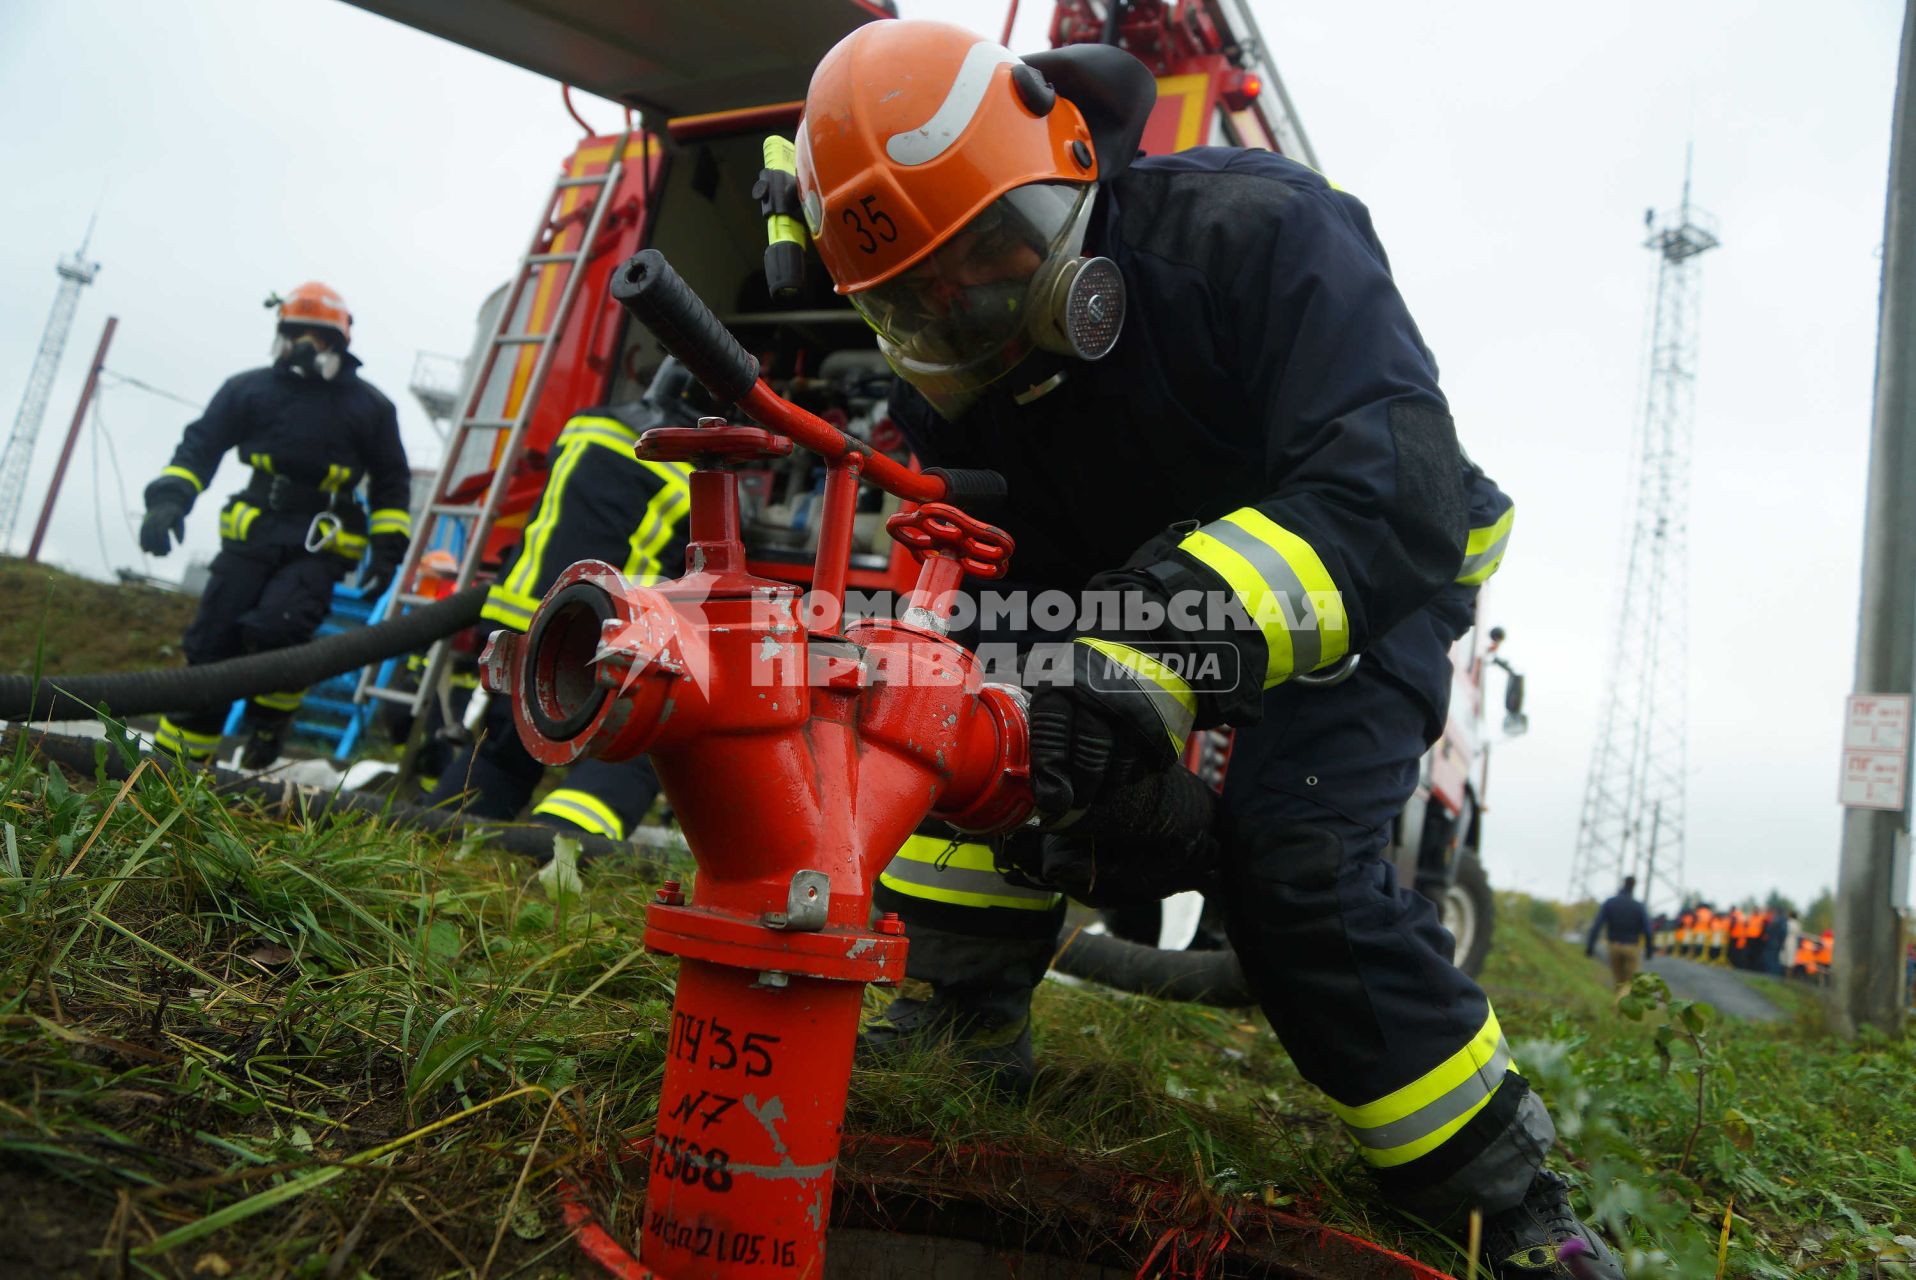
left=1839, top=693, right=1911, bottom=811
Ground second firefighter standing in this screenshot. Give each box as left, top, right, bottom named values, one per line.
left=140, top=282, right=413, bottom=767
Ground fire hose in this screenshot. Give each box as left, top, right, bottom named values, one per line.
left=0, top=585, right=488, bottom=722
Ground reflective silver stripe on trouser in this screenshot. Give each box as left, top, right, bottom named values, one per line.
left=1344, top=1038, right=1514, bottom=1154
left=1196, top=517, right=1323, bottom=675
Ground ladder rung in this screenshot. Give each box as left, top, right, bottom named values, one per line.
left=429, top=502, right=484, bottom=517
left=361, top=686, right=418, bottom=706
left=394, top=592, right=438, bottom=608
left=494, top=333, right=550, bottom=346
left=555, top=175, right=610, bottom=189
left=458, top=417, right=515, bottom=431
left=525, top=253, right=583, bottom=266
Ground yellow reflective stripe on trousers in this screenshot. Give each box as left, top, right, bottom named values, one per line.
left=532, top=788, right=625, bottom=840
left=501, top=437, right=594, bottom=599
left=1456, top=503, right=1515, bottom=585
left=624, top=462, right=692, bottom=583
left=155, top=716, right=220, bottom=758
left=1329, top=1008, right=1512, bottom=1168
left=878, top=835, right=1061, bottom=911
left=369, top=507, right=413, bottom=536
left=1075, top=637, right=1196, bottom=753
left=1178, top=508, right=1348, bottom=685
left=160, top=465, right=204, bottom=493
left=252, top=690, right=304, bottom=712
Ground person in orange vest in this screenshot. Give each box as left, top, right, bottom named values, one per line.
left=1676, top=910, right=1694, bottom=958
left=1792, top=933, right=1814, bottom=978
left=1815, top=930, right=1835, bottom=983
left=1691, top=905, right=1712, bottom=961
left=1710, top=910, right=1731, bottom=965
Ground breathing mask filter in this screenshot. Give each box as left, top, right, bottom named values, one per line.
left=848, top=181, right=1124, bottom=419
left=272, top=327, right=343, bottom=381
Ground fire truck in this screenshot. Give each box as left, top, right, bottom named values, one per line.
left=343, top=0, right=1520, bottom=975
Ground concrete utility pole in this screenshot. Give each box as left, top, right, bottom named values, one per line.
left=1833, top=0, right=1916, bottom=1037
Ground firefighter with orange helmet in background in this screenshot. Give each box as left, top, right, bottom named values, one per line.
left=791, top=20, right=1615, bottom=1278
left=140, top=283, right=412, bottom=768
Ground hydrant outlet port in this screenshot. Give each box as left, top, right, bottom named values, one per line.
left=525, top=579, right=617, bottom=741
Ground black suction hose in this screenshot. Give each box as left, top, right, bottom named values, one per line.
left=1051, top=926, right=1255, bottom=1007
left=0, top=586, right=488, bottom=721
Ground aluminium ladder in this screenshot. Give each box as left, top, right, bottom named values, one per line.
left=355, top=131, right=638, bottom=747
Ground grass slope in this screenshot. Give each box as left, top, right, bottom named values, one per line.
left=0, top=559, right=198, bottom=677
left=0, top=733, right=1910, bottom=1278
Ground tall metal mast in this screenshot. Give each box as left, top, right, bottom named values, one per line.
left=1572, top=154, right=1720, bottom=912
left=0, top=225, right=102, bottom=551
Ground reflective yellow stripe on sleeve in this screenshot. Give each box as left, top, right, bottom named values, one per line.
left=531, top=788, right=626, bottom=840
left=1075, top=638, right=1196, bottom=754
left=1455, top=504, right=1515, bottom=585
left=480, top=587, right=539, bottom=633
left=1178, top=508, right=1349, bottom=686
left=160, top=465, right=204, bottom=493
left=251, top=690, right=305, bottom=712
left=1328, top=1008, right=1513, bottom=1168
left=369, top=508, right=413, bottom=537
left=878, top=835, right=1062, bottom=911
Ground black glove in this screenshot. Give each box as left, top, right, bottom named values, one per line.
left=362, top=531, right=408, bottom=597
left=1029, top=634, right=1195, bottom=822
left=139, top=500, right=187, bottom=557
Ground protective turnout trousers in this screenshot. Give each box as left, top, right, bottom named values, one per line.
left=873, top=656, right=1553, bottom=1225
left=155, top=520, right=354, bottom=761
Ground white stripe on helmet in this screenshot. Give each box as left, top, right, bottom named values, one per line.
left=885, top=41, right=1019, bottom=167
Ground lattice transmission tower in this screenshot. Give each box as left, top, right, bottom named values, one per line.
left=0, top=226, right=102, bottom=551
left=1572, top=156, right=1719, bottom=911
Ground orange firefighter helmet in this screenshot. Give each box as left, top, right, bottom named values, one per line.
left=274, top=281, right=352, bottom=346
left=796, top=20, right=1155, bottom=414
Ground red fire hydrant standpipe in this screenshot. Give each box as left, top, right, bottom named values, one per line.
left=482, top=251, right=1035, bottom=1278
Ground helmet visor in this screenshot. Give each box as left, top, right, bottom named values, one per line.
left=850, top=182, right=1091, bottom=389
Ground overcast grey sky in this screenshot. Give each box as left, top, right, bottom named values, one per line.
left=0, top=0, right=1904, bottom=909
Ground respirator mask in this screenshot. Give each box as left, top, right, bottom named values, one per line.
left=272, top=325, right=343, bottom=381
left=849, top=181, right=1124, bottom=419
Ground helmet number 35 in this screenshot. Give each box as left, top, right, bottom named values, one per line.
left=843, top=195, right=899, bottom=254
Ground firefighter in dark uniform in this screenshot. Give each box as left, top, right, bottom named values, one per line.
left=792, top=23, right=1618, bottom=1277
left=423, top=360, right=703, bottom=843
left=139, top=283, right=412, bottom=769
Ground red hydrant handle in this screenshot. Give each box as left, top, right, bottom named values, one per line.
left=737, top=381, right=944, bottom=503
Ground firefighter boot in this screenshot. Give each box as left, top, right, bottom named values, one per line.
left=239, top=718, right=289, bottom=771
left=857, top=923, right=1048, bottom=1099
left=1479, top=1169, right=1624, bottom=1279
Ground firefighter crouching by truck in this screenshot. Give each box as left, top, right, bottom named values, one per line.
left=139, top=283, right=412, bottom=768
left=423, top=361, right=704, bottom=843
left=787, top=22, right=1620, bottom=1277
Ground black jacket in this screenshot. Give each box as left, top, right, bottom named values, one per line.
left=890, top=147, right=1512, bottom=733
left=146, top=355, right=411, bottom=547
